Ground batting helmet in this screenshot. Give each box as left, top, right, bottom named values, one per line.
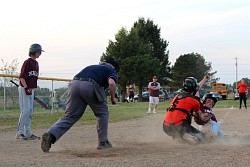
left=202, top=93, right=217, bottom=107
left=182, top=77, right=198, bottom=94
left=29, top=43, right=44, bottom=52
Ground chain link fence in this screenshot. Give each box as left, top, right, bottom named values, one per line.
left=0, top=74, right=71, bottom=116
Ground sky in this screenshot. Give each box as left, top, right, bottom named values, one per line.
left=0, top=0, right=250, bottom=85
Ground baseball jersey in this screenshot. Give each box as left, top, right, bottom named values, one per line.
left=201, top=106, right=217, bottom=122
left=74, top=63, right=118, bottom=88
left=164, top=96, right=200, bottom=124
left=237, top=82, right=248, bottom=93
left=128, top=85, right=134, bottom=92
left=148, top=82, right=160, bottom=97
left=19, top=58, right=39, bottom=88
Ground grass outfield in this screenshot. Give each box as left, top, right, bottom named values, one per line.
left=0, top=98, right=245, bottom=132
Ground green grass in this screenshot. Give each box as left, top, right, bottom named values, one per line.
left=0, top=101, right=169, bottom=132
left=214, top=99, right=241, bottom=108
left=0, top=99, right=244, bottom=132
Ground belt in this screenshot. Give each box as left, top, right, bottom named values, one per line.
left=73, top=77, right=98, bottom=85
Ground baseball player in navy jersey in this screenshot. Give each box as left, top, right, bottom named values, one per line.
left=41, top=57, right=119, bottom=152
left=16, top=43, right=44, bottom=140
left=147, top=76, right=160, bottom=113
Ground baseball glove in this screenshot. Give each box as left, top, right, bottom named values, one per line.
left=193, top=112, right=212, bottom=125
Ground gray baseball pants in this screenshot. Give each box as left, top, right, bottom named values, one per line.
left=48, top=80, right=109, bottom=143
left=17, top=86, right=35, bottom=137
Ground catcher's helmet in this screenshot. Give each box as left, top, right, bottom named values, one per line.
left=202, top=93, right=217, bottom=107
left=182, top=77, right=198, bottom=93
left=29, top=43, right=44, bottom=52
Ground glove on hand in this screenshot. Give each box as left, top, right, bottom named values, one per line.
left=193, top=112, right=212, bottom=125
left=25, top=87, right=32, bottom=95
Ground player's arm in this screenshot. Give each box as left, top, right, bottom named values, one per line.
left=156, top=83, right=160, bottom=90
left=198, top=75, right=209, bottom=89
left=108, top=78, right=117, bottom=105
left=20, top=77, right=33, bottom=95
left=195, top=75, right=209, bottom=97
left=148, top=82, right=160, bottom=90
left=19, top=78, right=28, bottom=88
left=148, top=82, right=152, bottom=89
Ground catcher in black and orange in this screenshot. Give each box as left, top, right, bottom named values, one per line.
left=163, top=76, right=210, bottom=145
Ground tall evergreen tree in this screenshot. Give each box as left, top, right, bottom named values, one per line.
left=171, top=53, right=212, bottom=90
left=132, top=18, right=171, bottom=87
left=102, top=18, right=170, bottom=101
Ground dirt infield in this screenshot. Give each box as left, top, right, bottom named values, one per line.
left=1, top=107, right=250, bottom=167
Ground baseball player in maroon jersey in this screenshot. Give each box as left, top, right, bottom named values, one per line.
left=147, top=76, right=160, bottom=113
left=16, top=43, right=44, bottom=140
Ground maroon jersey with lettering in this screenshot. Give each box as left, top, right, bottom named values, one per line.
left=148, top=82, right=160, bottom=97
left=19, top=58, right=39, bottom=88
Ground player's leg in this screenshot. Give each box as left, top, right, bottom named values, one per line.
left=16, top=86, right=30, bottom=139
left=41, top=80, right=87, bottom=152
left=153, top=97, right=159, bottom=113
left=147, top=96, right=153, bottom=113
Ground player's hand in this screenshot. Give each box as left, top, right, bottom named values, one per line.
left=111, top=97, right=116, bottom=105
left=25, top=87, right=32, bottom=95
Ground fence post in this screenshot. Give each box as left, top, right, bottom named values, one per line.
left=51, top=80, right=54, bottom=113
left=3, top=77, right=6, bottom=118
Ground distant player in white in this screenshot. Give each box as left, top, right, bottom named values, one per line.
left=147, top=76, right=160, bottom=113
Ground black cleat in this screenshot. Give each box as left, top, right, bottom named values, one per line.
left=16, top=134, right=27, bottom=140
left=41, top=133, right=52, bottom=152
left=97, top=140, right=112, bottom=150
left=28, top=134, right=41, bottom=140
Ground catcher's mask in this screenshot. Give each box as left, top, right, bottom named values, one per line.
left=102, top=57, right=120, bottom=73
left=182, top=77, right=198, bottom=95
left=202, top=93, right=217, bottom=107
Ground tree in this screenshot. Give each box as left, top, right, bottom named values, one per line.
left=102, top=17, right=170, bottom=101
left=132, top=18, right=171, bottom=87
left=0, top=59, right=20, bottom=105
left=101, top=27, right=132, bottom=100
left=0, top=58, right=19, bottom=85
left=171, top=53, right=213, bottom=90
left=0, top=59, right=19, bottom=74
